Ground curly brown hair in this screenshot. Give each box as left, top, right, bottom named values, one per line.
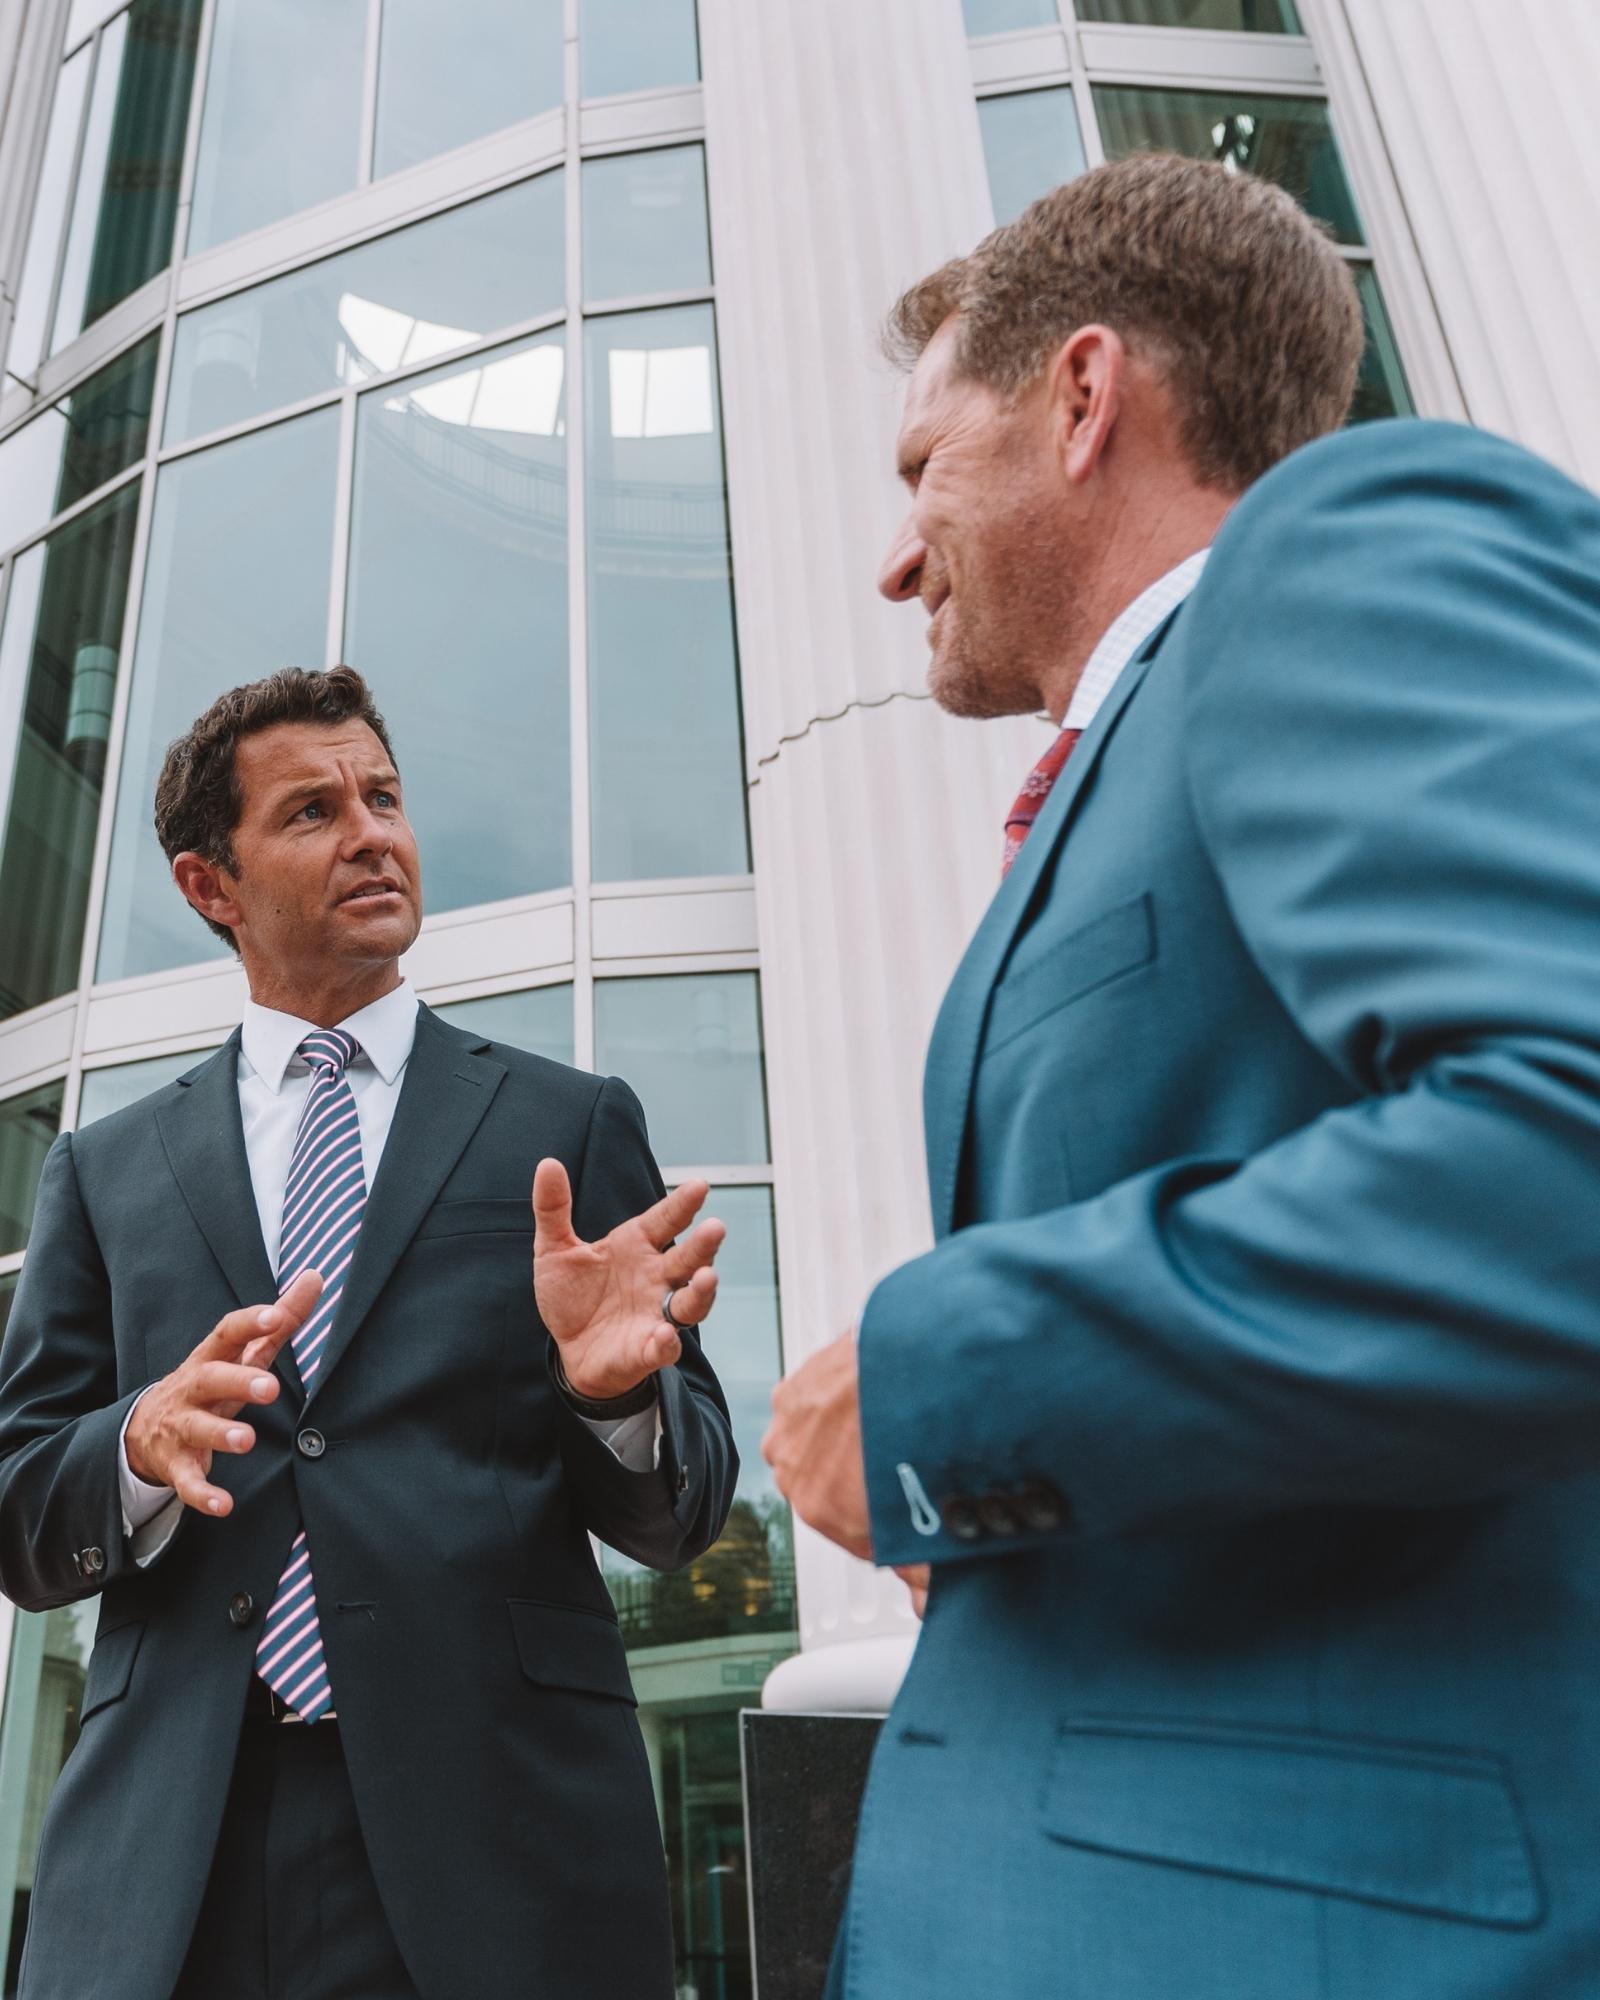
left=154, top=665, right=396, bottom=948
left=885, top=153, right=1364, bottom=491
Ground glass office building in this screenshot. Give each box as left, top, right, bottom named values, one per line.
left=0, top=0, right=1584, bottom=1992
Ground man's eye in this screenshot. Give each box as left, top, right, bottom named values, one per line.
left=298, top=801, right=325, bottom=821
left=373, top=791, right=397, bottom=810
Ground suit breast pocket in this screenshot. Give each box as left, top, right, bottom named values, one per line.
left=984, top=895, right=1156, bottom=1059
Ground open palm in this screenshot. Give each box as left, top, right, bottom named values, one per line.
left=532, top=1159, right=724, bottom=1401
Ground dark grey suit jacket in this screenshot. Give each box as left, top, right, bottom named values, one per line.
left=0, top=1003, right=737, bottom=2000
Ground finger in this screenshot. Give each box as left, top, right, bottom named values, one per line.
left=202, top=1270, right=322, bottom=1364
left=177, top=1410, right=255, bottom=1456
left=170, top=1449, right=233, bottom=1518
left=664, top=1267, right=718, bottom=1328
left=661, top=1218, right=725, bottom=1289
left=636, top=1179, right=708, bottom=1251
left=192, top=1361, right=281, bottom=1410
left=640, top=1325, right=682, bottom=1375
left=532, top=1158, right=581, bottom=1255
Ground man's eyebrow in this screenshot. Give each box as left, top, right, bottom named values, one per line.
left=896, top=433, right=928, bottom=481
left=267, top=767, right=402, bottom=810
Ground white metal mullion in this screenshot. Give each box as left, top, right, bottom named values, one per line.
left=324, top=388, right=358, bottom=668
left=564, top=0, right=594, bottom=1074
left=169, top=0, right=217, bottom=268
left=36, top=24, right=101, bottom=372
left=359, top=0, right=383, bottom=187
left=1066, top=12, right=1109, bottom=166
left=0, top=458, right=144, bottom=568
left=0, top=1249, right=24, bottom=1278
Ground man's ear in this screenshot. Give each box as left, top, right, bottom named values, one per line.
left=172, top=851, right=242, bottom=936
left=1047, top=323, right=1126, bottom=487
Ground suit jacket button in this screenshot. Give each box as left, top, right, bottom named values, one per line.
left=297, top=1429, right=326, bottom=1459
left=1013, top=1479, right=1067, bottom=1533
left=940, top=1495, right=982, bottom=1542
left=81, top=1547, right=106, bottom=1576
left=977, top=1490, right=1022, bottom=1538
left=229, top=1592, right=256, bottom=1629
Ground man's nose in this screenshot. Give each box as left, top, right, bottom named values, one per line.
left=878, top=516, right=927, bottom=604
left=345, top=802, right=393, bottom=856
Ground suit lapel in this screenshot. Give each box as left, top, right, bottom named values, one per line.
left=156, top=1033, right=277, bottom=1314
left=923, top=623, right=1173, bottom=1239
left=300, top=1005, right=506, bottom=1409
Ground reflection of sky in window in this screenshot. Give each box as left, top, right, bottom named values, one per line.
left=607, top=345, right=712, bottom=438
left=336, top=291, right=478, bottom=381
left=381, top=342, right=565, bottom=433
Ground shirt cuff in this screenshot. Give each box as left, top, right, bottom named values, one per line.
left=579, top=1401, right=664, bottom=1472
left=118, top=1393, right=184, bottom=1567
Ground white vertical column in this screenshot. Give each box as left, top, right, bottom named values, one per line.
left=700, top=0, right=1051, bottom=1713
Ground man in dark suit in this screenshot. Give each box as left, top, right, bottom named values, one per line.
left=767, top=155, right=1600, bottom=1997
left=0, top=664, right=737, bottom=1999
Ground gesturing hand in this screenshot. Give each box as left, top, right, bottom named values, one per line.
left=532, top=1160, right=723, bottom=1401
left=123, top=1270, right=324, bottom=1517
left=762, top=1331, right=873, bottom=1561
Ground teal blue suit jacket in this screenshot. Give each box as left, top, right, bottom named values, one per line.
left=839, top=421, right=1600, bottom=1998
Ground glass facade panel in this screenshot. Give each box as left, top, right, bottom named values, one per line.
left=579, top=0, right=700, bottom=100
left=433, top=985, right=575, bottom=1065
left=585, top=306, right=748, bottom=881
left=582, top=146, right=711, bottom=304
left=5, top=48, right=91, bottom=382
left=0, top=1085, right=63, bottom=1255
left=0, top=484, right=140, bottom=1019
left=50, top=0, right=202, bottom=351
left=76, top=1049, right=205, bottom=1124
left=1093, top=87, right=1364, bottom=245
left=344, top=333, right=570, bottom=914
left=0, top=336, right=157, bottom=560
left=594, top=973, right=768, bottom=1166
left=1076, top=0, right=1303, bottom=28
left=374, top=0, right=564, bottom=180
left=978, top=88, right=1087, bottom=224
left=1351, top=264, right=1413, bottom=423
left=165, top=171, right=565, bottom=446
left=187, top=0, right=367, bottom=255
left=98, top=409, right=341, bottom=982
left=657, top=1707, right=757, bottom=2000
left=962, top=0, right=1060, bottom=32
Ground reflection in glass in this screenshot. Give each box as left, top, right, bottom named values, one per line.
left=98, top=410, right=340, bottom=982
left=603, top=1186, right=790, bottom=1652
left=51, top=0, right=202, bottom=350
left=0, top=484, right=140, bottom=1018
left=1093, top=87, right=1364, bottom=245
left=166, top=171, right=564, bottom=445
left=434, top=985, right=574, bottom=1065
left=188, top=0, right=366, bottom=254
left=1350, top=266, right=1413, bottom=424
left=77, top=1050, right=207, bottom=1125
left=978, top=89, right=1088, bottom=225
left=0, top=337, right=157, bottom=560
left=1076, top=0, right=1301, bottom=26
left=375, top=0, right=563, bottom=179
left=594, top=974, right=768, bottom=1166
left=0, top=1085, right=63, bottom=1254
left=345, top=334, right=570, bottom=914
left=585, top=307, right=748, bottom=881
left=657, top=1706, right=768, bottom=2000
left=5, top=48, right=91, bottom=382
left=962, top=0, right=1059, bottom=31
left=582, top=147, right=710, bottom=304
left=580, top=0, right=699, bottom=99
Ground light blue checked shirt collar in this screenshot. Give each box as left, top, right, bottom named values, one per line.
left=241, top=979, right=419, bottom=1094
left=1061, top=548, right=1211, bottom=733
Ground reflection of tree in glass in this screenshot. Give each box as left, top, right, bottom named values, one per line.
left=613, top=1494, right=796, bottom=1649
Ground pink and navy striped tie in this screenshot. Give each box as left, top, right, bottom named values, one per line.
left=255, top=1028, right=367, bottom=1723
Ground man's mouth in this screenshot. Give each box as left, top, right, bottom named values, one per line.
left=340, top=880, right=403, bottom=906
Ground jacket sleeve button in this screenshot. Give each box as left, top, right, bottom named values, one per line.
left=939, top=1495, right=983, bottom=1542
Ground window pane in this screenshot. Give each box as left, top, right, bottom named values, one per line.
left=1076, top=0, right=1302, bottom=28
left=345, top=333, right=570, bottom=914
left=0, top=335, right=156, bottom=559
left=963, top=0, right=1059, bottom=31
left=166, top=172, right=564, bottom=446
left=0, top=1085, right=63, bottom=1254
left=76, top=1050, right=204, bottom=1125
left=1093, top=87, right=1364, bottom=245
left=582, top=146, right=710, bottom=304
left=585, top=307, right=748, bottom=881
left=978, top=89, right=1087, bottom=224
left=594, top=973, right=767, bottom=1166
left=375, top=0, right=563, bottom=180
left=98, top=409, right=340, bottom=982
left=433, top=985, right=574, bottom=1064
left=5, top=47, right=91, bottom=382
left=188, top=0, right=366, bottom=254
left=1350, top=265, right=1413, bottom=425
left=580, top=0, right=699, bottom=99
left=0, top=484, right=139, bottom=1019
left=51, top=0, right=202, bottom=351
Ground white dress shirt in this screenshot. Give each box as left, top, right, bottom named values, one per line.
left=119, top=980, right=658, bottom=1562
left=1062, top=548, right=1211, bottom=733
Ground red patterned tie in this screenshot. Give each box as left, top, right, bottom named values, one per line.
left=1001, top=728, right=1083, bottom=877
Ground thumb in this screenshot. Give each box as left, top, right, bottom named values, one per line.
left=532, top=1157, right=580, bottom=1256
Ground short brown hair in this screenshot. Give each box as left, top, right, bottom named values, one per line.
left=886, top=153, right=1364, bottom=490
left=154, top=665, right=396, bottom=947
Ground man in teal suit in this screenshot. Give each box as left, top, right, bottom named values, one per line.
left=764, top=153, right=1600, bottom=1997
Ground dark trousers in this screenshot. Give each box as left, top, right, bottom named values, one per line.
left=172, top=1719, right=419, bottom=2000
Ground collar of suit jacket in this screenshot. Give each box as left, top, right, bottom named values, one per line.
left=241, top=979, right=420, bottom=1093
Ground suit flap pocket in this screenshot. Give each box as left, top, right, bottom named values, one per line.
left=414, top=1198, right=533, bottom=1241
left=508, top=1599, right=636, bottom=1705
left=80, top=1620, right=144, bottom=1722
left=1043, top=1716, right=1540, bottom=1929
left=986, top=895, right=1155, bottom=1056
